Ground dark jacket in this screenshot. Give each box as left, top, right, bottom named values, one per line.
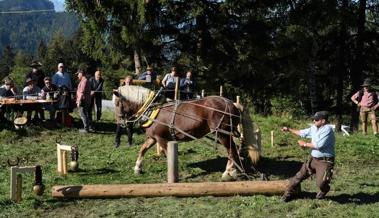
left=89, top=77, right=104, bottom=98
left=25, top=70, right=45, bottom=89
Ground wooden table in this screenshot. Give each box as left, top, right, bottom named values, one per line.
left=0, top=98, right=57, bottom=121
left=0, top=99, right=56, bottom=105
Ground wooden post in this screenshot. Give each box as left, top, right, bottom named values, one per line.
left=57, top=144, right=78, bottom=175
left=62, top=151, right=67, bottom=176
left=271, top=131, right=274, bottom=147
left=52, top=180, right=292, bottom=198
left=10, top=166, right=39, bottom=202
left=174, top=77, right=180, bottom=100
left=236, top=96, right=240, bottom=105
left=57, top=144, right=61, bottom=174
left=219, top=86, right=223, bottom=97
left=167, top=141, right=179, bottom=183
left=16, top=175, right=22, bottom=203
left=201, top=90, right=205, bottom=98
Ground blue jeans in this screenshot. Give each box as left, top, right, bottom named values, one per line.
left=79, top=102, right=91, bottom=130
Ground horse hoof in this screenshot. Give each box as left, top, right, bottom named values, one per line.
left=134, top=169, right=142, bottom=175
left=221, top=172, right=237, bottom=182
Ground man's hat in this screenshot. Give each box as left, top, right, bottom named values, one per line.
left=30, top=61, right=42, bottom=68
left=58, top=63, right=64, bottom=68
left=312, top=111, right=329, bottom=120
left=361, top=79, right=372, bottom=87
left=147, top=66, right=153, bottom=70
left=26, top=78, right=35, bottom=84
left=4, top=77, right=13, bottom=85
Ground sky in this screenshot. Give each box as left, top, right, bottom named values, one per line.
left=50, top=0, right=65, bottom=12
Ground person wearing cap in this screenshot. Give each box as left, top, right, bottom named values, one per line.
left=0, top=77, right=21, bottom=123
left=89, top=69, right=104, bottom=122
left=24, top=61, right=45, bottom=89
left=41, top=77, right=58, bottom=121
left=280, top=111, right=335, bottom=202
left=351, top=78, right=379, bottom=135
left=138, top=66, right=157, bottom=83
left=76, top=70, right=92, bottom=133
left=52, top=63, right=72, bottom=90
left=22, top=78, right=42, bottom=122
left=162, top=67, right=178, bottom=100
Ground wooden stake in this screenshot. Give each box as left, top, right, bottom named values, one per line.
left=219, top=86, right=223, bottom=97
left=174, top=77, right=180, bottom=100
left=62, top=151, right=67, bottom=176
left=167, top=141, right=178, bottom=183
left=201, top=90, right=205, bottom=98
left=10, top=166, right=37, bottom=202
left=16, top=175, right=22, bottom=203
left=271, top=131, right=274, bottom=147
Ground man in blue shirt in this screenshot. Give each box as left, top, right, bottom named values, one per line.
left=281, top=111, right=335, bottom=202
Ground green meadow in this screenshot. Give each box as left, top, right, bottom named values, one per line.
left=0, top=111, right=378, bottom=218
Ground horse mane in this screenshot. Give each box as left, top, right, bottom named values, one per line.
left=118, top=85, right=151, bottom=104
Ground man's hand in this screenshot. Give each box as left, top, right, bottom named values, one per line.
left=281, top=127, right=289, bottom=132
left=297, top=140, right=306, bottom=148
left=91, top=91, right=95, bottom=96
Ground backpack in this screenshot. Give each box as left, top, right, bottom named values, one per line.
left=357, top=89, right=378, bottom=105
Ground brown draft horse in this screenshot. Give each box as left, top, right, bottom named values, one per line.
left=115, top=89, right=244, bottom=181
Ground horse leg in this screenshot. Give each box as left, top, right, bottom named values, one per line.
left=134, top=137, right=156, bottom=175
left=219, top=135, right=240, bottom=181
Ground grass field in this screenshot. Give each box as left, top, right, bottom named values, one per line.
left=0, top=111, right=378, bottom=218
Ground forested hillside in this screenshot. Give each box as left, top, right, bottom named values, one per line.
left=0, top=0, right=78, bottom=54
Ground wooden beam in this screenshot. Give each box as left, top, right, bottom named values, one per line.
left=52, top=180, right=290, bottom=198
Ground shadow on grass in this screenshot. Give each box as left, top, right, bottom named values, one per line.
left=75, top=167, right=119, bottom=175
left=328, top=192, right=379, bottom=204
left=187, top=156, right=228, bottom=173
left=186, top=156, right=303, bottom=179
left=298, top=191, right=379, bottom=204
left=256, top=157, right=303, bottom=179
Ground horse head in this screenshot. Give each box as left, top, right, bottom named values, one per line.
left=113, top=85, right=154, bottom=121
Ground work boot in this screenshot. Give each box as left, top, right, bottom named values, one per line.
left=128, top=138, right=133, bottom=146
left=114, top=142, right=120, bottom=148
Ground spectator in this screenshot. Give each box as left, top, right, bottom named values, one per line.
left=162, top=67, right=178, bottom=100
left=52, top=63, right=72, bottom=90
left=76, top=70, right=92, bottom=133
left=22, top=78, right=42, bottom=122
left=180, top=70, right=196, bottom=100
left=89, top=70, right=104, bottom=122
left=350, top=78, right=379, bottom=135
left=25, top=60, right=45, bottom=120
left=0, top=77, right=21, bottom=123
left=138, top=66, right=157, bottom=83
left=41, top=77, right=58, bottom=121
left=281, top=111, right=335, bottom=202
left=114, top=75, right=134, bottom=148
left=25, top=61, right=45, bottom=89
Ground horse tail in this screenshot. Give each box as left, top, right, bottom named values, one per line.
left=233, top=101, right=261, bottom=165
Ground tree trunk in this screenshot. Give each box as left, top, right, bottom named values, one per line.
left=307, top=42, right=319, bottom=114
left=350, top=0, right=366, bottom=131
left=335, top=0, right=348, bottom=132
left=134, top=49, right=141, bottom=75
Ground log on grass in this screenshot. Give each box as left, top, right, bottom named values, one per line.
left=52, top=180, right=290, bottom=199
